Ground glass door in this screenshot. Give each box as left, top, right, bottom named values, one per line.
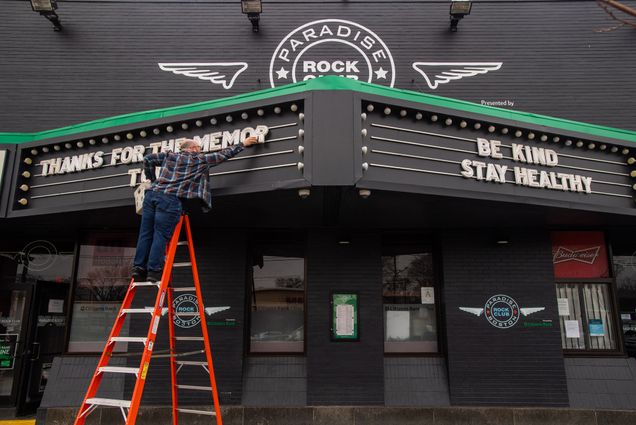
left=0, top=286, right=31, bottom=407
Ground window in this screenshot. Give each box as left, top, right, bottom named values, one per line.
left=610, top=232, right=636, bottom=358
left=249, top=236, right=305, bottom=353
left=382, top=240, right=437, bottom=353
left=552, top=231, right=618, bottom=352
left=68, top=233, right=135, bottom=352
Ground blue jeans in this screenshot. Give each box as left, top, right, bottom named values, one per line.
left=133, top=190, right=182, bottom=272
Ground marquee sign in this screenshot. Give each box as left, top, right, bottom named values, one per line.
left=9, top=101, right=307, bottom=216
left=459, top=295, right=545, bottom=329
left=360, top=99, right=636, bottom=214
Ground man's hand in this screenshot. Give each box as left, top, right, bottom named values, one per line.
left=243, top=136, right=259, bottom=147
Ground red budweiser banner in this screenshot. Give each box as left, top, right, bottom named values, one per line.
left=551, top=231, right=609, bottom=279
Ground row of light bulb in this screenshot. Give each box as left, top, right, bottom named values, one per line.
left=363, top=104, right=632, bottom=156
left=24, top=103, right=301, bottom=157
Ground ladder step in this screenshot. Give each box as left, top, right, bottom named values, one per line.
left=177, top=385, right=212, bottom=391
left=121, top=308, right=155, bottom=314
left=132, top=281, right=160, bottom=288
left=175, top=361, right=208, bottom=366
left=172, top=287, right=196, bottom=292
left=175, top=336, right=204, bottom=341
left=110, top=337, right=147, bottom=343
left=173, top=262, right=192, bottom=267
left=177, top=241, right=189, bottom=246
left=98, top=366, right=139, bottom=375
left=86, top=398, right=132, bottom=408
left=177, top=408, right=216, bottom=416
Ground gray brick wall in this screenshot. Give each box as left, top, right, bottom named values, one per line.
left=306, top=231, right=384, bottom=405
left=242, top=356, right=307, bottom=406
left=385, top=357, right=450, bottom=406
left=565, top=357, right=636, bottom=409
left=442, top=230, right=569, bottom=406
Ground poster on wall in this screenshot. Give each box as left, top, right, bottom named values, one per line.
left=551, top=231, right=609, bottom=279
left=0, top=334, right=18, bottom=370
left=588, top=319, right=605, bottom=337
left=331, top=293, right=359, bottom=341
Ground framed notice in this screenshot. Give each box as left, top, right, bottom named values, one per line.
left=0, top=334, right=18, bottom=370
left=331, top=293, right=359, bottom=341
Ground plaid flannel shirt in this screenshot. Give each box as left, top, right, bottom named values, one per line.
left=143, top=143, right=244, bottom=211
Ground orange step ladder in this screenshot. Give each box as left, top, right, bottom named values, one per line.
left=74, top=214, right=223, bottom=425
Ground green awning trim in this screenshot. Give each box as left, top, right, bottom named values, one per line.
left=1, top=76, right=635, bottom=144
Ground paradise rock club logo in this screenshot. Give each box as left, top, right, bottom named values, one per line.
left=459, top=294, right=545, bottom=329
left=552, top=246, right=600, bottom=265
left=270, top=19, right=395, bottom=88
left=157, top=19, right=503, bottom=91
left=172, top=294, right=201, bottom=328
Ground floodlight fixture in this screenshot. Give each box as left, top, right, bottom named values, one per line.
left=30, top=0, right=62, bottom=31
left=241, top=0, right=262, bottom=33
left=450, top=0, right=471, bottom=32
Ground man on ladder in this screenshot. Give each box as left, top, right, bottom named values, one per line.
left=132, top=136, right=258, bottom=282
left=74, top=136, right=258, bottom=425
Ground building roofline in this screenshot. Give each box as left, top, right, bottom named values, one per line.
left=1, top=76, right=635, bottom=144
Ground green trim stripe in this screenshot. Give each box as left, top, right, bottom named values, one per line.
left=1, top=76, right=635, bottom=144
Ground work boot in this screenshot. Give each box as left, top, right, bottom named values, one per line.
left=147, top=270, right=162, bottom=282
left=131, top=266, right=146, bottom=282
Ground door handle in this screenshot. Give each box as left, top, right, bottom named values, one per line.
left=31, top=342, right=40, bottom=361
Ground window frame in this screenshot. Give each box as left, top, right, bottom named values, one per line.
left=381, top=235, right=443, bottom=356
left=246, top=232, right=307, bottom=356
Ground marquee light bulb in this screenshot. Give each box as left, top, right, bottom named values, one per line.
left=65, top=143, right=72, bottom=149
left=257, top=109, right=264, bottom=116
left=77, top=141, right=84, bottom=148
left=473, top=122, right=480, bottom=129
left=88, top=139, right=96, bottom=145
left=460, top=121, right=467, bottom=128
left=19, top=184, right=29, bottom=192
left=42, top=146, right=50, bottom=152
left=445, top=118, right=453, bottom=126
left=126, top=133, right=133, bottom=140
left=195, top=120, right=202, bottom=127
left=299, top=113, right=304, bottom=122
left=22, top=171, right=31, bottom=178
left=416, top=113, right=423, bottom=120
left=153, top=128, right=161, bottom=135
left=226, top=115, right=233, bottom=122
left=181, top=123, right=188, bottom=130
left=367, top=104, right=374, bottom=112
left=431, top=115, right=438, bottom=122
left=54, top=145, right=61, bottom=151
left=24, top=158, right=33, bottom=165
left=274, top=107, right=281, bottom=114
left=622, top=148, right=630, bottom=155
left=139, top=131, right=147, bottom=138
left=528, top=133, right=535, bottom=140
left=31, top=149, right=38, bottom=156
left=400, top=110, right=407, bottom=117
left=600, top=144, right=607, bottom=151
left=18, top=198, right=28, bottom=206
left=565, top=140, right=573, bottom=146
left=514, top=130, right=522, bottom=138
left=99, top=138, right=107, bottom=144
left=553, top=137, right=560, bottom=143
left=210, top=118, right=217, bottom=125
left=540, top=135, right=548, bottom=142
left=488, top=126, right=495, bottom=133
left=166, top=126, right=174, bottom=132
left=384, top=107, right=391, bottom=115
left=113, top=135, right=121, bottom=141
left=588, top=143, right=596, bottom=150
left=361, top=113, right=367, bottom=121
left=241, top=112, right=248, bottom=120
left=627, top=157, right=636, bottom=165
left=291, top=104, right=298, bottom=112
left=610, top=146, right=618, bottom=153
